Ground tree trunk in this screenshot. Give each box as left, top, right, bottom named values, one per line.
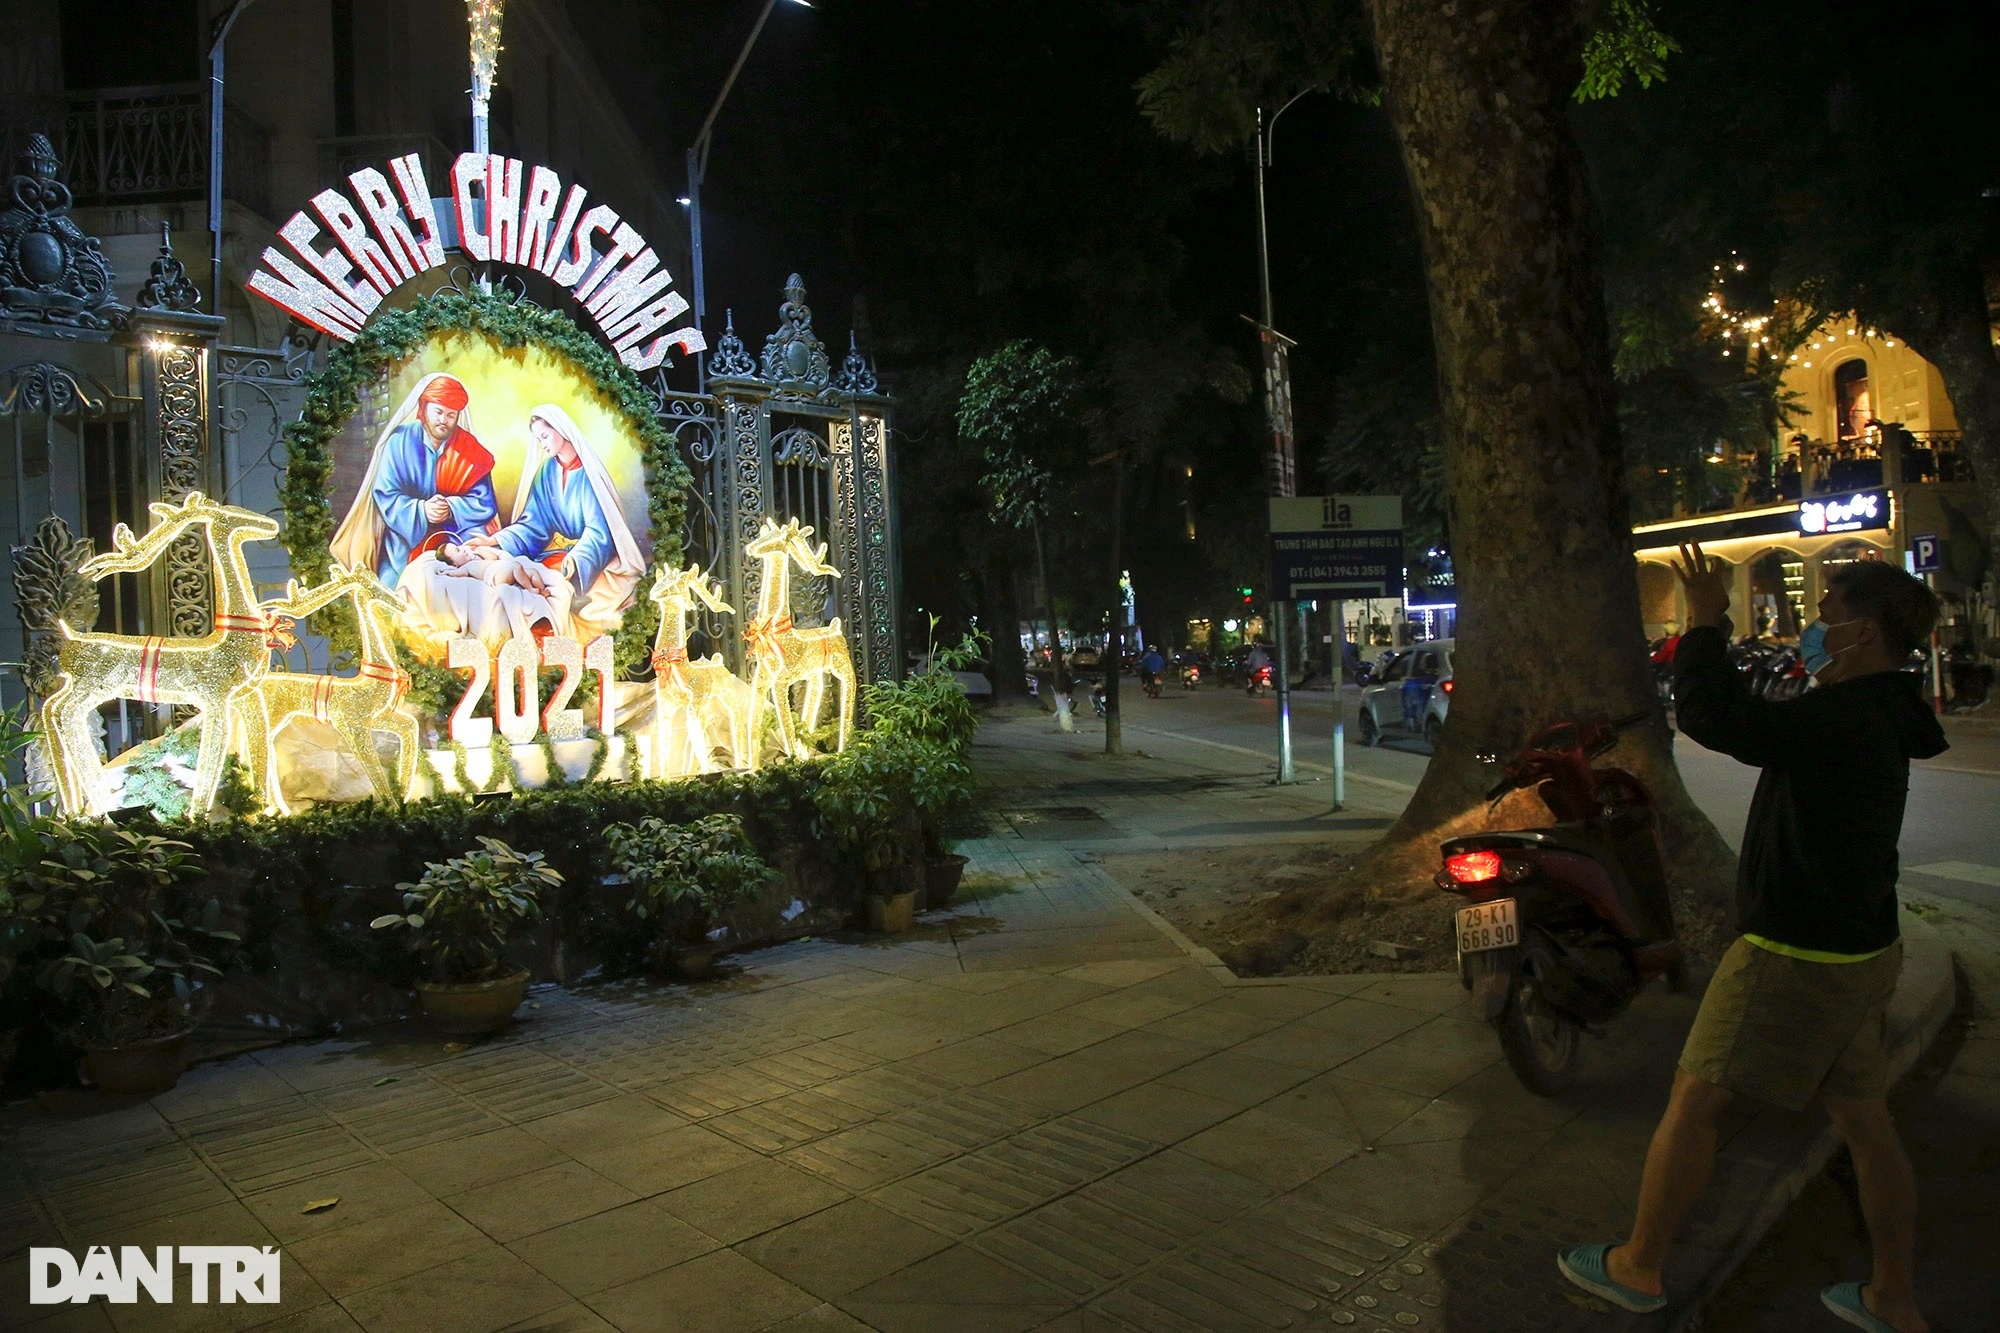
left=981, top=544, right=1027, bottom=703
left=1356, top=0, right=1735, bottom=903
left=1030, top=518, right=1059, bottom=667
left=1103, top=462, right=1127, bottom=755
left=1872, top=260, right=2000, bottom=570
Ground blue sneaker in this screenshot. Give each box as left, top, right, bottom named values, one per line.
left=1556, top=1243, right=1669, bottom=1314
left=1819, top=1282, right=1899, bottom=1332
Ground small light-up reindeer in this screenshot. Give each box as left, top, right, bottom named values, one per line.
left=647, top=562, right=755, bottom=775
left=41, top=493, right=283, bottom=815
left=742, top=518, right=857, bottom=761
left=234, top=564, right=418, bottom=814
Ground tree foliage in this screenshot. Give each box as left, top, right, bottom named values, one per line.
left=956, top=341, right=1086, bottom=531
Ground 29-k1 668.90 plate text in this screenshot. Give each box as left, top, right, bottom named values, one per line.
left=1455, top=898, right=1518, bottom=957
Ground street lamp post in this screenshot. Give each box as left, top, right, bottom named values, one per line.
left=685, top=0, right=813, bottom=391
left=206, top=0, right=260, bottom=320
left=1253, top=86, right=1319, bottom=787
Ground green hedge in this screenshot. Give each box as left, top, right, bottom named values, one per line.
left=179, top=761, right=834, bottom=990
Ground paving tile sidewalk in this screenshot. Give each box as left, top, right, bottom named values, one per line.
left=0, top=711, right=1957, bottom=1332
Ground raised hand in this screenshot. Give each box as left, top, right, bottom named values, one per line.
left=1672, top=542, right=1731, bottom=629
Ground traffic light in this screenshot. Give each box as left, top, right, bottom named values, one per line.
left=1239, top=586, right=1255, bottom=605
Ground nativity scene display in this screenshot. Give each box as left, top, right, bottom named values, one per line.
left=33, top=326, right=859, bottom=819
left=328, top=337, right=651, bottom=655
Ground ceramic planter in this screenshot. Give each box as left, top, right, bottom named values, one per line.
left=866, top=888, right=921, bottom=934
left=83, top=1029, right=193, bottom=1096
left=666, top=943, right=719, bottom=982
left=924, top=853, right=970, bottom=910
left=415, top=969, right=531, bottom=1035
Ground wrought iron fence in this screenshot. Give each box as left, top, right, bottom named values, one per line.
left=0, top=84, right=270, bottom=217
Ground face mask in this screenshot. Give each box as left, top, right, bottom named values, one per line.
left=1798, top=618, right=1858, bottom=676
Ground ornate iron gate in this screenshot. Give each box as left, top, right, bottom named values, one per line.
left=642, top=274, right=901, bottom=683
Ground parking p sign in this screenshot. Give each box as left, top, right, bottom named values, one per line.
left=1912, top=533, right=1942, bottom=574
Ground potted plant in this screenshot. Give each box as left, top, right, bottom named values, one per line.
left=12, top=819, right=235, bottom=1095
left=811, top=734, right=925, bottom=932
left=908, top=745, right=975, bottom=909
left=371, top=836, right=559, bottom=1035
left=606, top=813, right=776, bottom=980
left=862, top=625, right=982, bottom=909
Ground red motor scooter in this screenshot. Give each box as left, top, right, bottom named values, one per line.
left=1436, top=714, right=1687, bottom=1095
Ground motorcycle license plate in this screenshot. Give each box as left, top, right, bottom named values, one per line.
left=1455, top=898, right=1519, bottom=956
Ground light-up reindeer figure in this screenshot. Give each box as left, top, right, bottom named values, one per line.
left=742, top=518, right=857, bottom=761
left=235, top=564, right=418, bottom=814
left=647, top=563, right=755, bottom=775
left=41, top=493, right=284, bottom=815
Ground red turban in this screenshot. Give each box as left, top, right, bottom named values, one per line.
left=417, top=376, right=469, bottom=411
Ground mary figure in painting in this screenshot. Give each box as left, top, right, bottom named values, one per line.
left=398, top=404, right=644, bottom=650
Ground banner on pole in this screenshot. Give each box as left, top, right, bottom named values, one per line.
left=1259, top=326, right=1298, bottom=499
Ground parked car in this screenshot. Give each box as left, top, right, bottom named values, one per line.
left=1357, top=639, right=1454, bottom=747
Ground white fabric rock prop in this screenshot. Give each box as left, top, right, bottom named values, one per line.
left=274, top=718, right=399, bottom=807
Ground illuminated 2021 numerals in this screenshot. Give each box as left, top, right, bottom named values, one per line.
left=447, top=635, right=615, bottom=745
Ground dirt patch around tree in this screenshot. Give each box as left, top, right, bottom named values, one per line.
left=1102, top=842, right=1455, bottom=975
left=1100, top=839, right=1732, bottom=979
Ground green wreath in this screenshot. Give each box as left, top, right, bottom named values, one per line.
left=278, top=289, right=690, bottom=704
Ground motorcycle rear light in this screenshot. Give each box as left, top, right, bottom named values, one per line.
left=1444, top=851, right=1502, bottom=884
left=1440, top=680, right=1453, bottom=693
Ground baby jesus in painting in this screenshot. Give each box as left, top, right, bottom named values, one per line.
left=434, top=540, right=557, bottom=595
left=398, top=539, right=576, bottom=651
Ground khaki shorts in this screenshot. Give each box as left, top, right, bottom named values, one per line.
left=1679, top=936, right=1902, bottom=1112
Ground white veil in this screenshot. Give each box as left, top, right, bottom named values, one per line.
left=515, top=403, right=645, bottom=630
left=329, top=372, right=478, bottom=576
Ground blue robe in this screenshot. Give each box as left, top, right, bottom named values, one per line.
left=368, top=422, right=498, bottom=588
left=495, top=460, right=615, bottom=595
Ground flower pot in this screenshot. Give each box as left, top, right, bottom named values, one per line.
left=924, top=854, right=970, bottom=910
left=667, top=943, right=719, bottom=982
left=416, top=969, right=531, bottom=1036
left=83, top=1030, right=192, bottom=1096
left=866, top=889, right=921, bottom=934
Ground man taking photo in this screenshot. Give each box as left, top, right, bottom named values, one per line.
left=1559, top=542, right=1945, bottom=1333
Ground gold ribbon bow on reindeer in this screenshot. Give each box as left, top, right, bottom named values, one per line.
left=743, top=613, right=794, bottom=658
left=650, top=646, right=691, bottom=689
left=215, top=611, right=299, bottom=651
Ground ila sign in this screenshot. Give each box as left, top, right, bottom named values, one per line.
left=1798, top=490, right=1888, bottom=535
left=248, top=153, right=704, bottom=371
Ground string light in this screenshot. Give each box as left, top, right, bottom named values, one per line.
left=468, top=1, right=506, bottom=107
left=242, top=566, right=421, bottom=815
left=743, top=519, right=857, bottom=761
left=648, top=563, right=756, bottom=776
left=41, top=495, right=284, bottom=816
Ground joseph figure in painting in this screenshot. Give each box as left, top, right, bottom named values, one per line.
left=330, top=373, right=499, bottom=589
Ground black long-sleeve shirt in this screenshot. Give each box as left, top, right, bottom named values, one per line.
left=1673, top=625, right=1946, bottom=954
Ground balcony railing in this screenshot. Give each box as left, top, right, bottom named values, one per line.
left=1635, top=429, right=1970, bottom=525
left=1, top=83, right=271, bottom=219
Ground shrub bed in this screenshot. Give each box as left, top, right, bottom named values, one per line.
left=1, top=760, right=848, bottom=1085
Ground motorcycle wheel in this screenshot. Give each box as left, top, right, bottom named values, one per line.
left=1358, top=710, right=1380, bottom=747
left=1494, top=960, right=1580, bottom=1096
left=1423, top=716, right=1444, bottom=748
